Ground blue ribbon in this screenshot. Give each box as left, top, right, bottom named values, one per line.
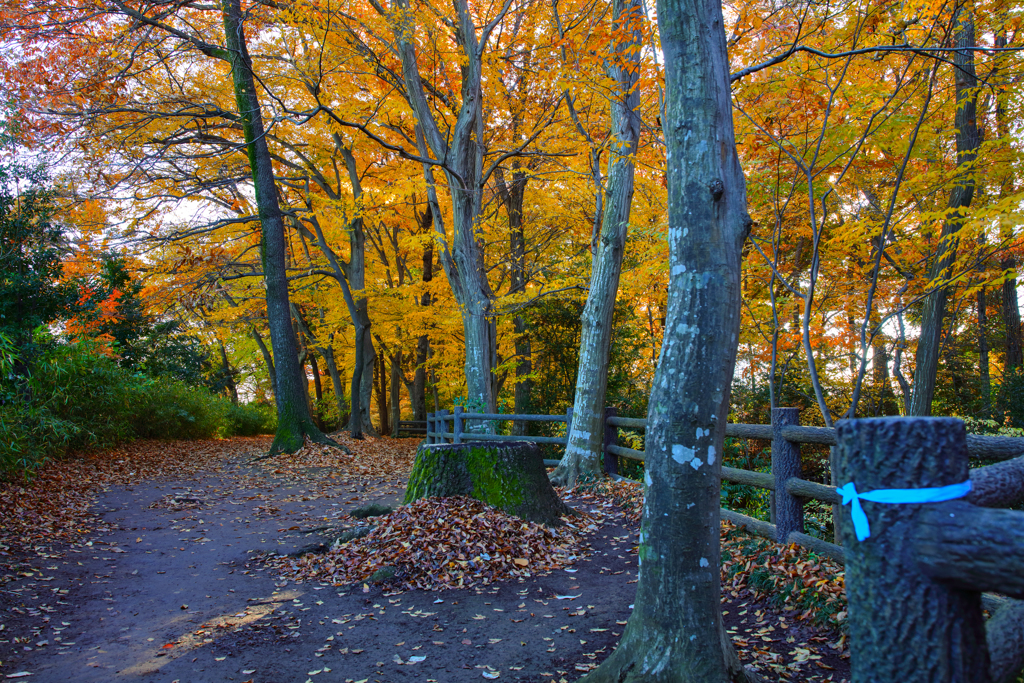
left=836, top=480, right=972, bottom=541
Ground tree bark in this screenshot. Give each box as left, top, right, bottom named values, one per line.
left=217, top=337, right=238, bottom=405
left=986, top=600, right=1024, bottom=683
left=405, top=442, right=570, bottom=526
left=835, top=418, right=990, bottom=682
left=582, top=0, right=754, bottom=677
left=494, top=165, right=533, bottom=436
left=395, top=0, right=500, bottom=419
left=551, top=0, right=643, bottom=487
left=390, top=349, right=402, bottom=437
left=220, top=0, right=331, bottom=453
left=251, top=327, right=277, bottom=401
left=910, top=3, right=980, bottom=416
left=979, top=288, right=991, bottom=415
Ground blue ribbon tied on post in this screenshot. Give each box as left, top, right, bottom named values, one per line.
left=836, top=480, right=973, bottom=541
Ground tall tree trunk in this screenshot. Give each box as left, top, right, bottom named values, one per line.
left=339, top=147, right=378, bottom=437
left=397, top=1, right=498, bottom=419
left=217, top=337, right=238, bottom=405
left=375, top=350, right=389, bottom=435
left=582, top=0, right=755, bottom=677
left=996, top=33, right=1023, bottom=373
left=251, top=327, right=277, bottom=401
left=551, top=0, right=643, bottom=487
left=909, top=2, right=979, bottom=416
left=495, top=165, right=533, bottom=436
left=309, top=352, right=323, bottom=402
left=411, top=209, right=434, bottom=421
left=319, top=340, right=346, bottom=431
left=979, top=287, right=991, bottom=415
left=390, top=350, right=402, bottom=437
left=220, top=0, right=329, bottom=453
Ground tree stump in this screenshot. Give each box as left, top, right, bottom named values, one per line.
left=404, top=442, right=571, bottom=526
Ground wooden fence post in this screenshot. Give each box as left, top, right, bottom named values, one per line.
left=438, top=409, right=448, bottom=444
left=836, top=417, right=988, bottom=682
left=603, top=406, right=619, bottom=475
left=453, top=406, right=463, bottom=444
left=427, top=412, right=434, bottom=444
left=771, top=407, right=803, bottom=542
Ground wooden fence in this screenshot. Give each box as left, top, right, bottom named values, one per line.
left=424, top=409, right=1024, bottom=680
left=427, top=407, right=1024, bottom=565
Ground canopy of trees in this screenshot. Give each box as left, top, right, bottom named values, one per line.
left=1, top=0, right=1022, bottom=443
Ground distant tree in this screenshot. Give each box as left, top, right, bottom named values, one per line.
left=0, top=178, right=76, bottom=359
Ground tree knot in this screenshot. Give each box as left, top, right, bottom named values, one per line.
left=709, top=178, right=724, bottom=200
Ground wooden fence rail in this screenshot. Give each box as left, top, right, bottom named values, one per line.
left=426, top=407, right=1024, bottom=565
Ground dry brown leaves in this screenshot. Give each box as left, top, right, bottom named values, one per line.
left=270, top=496, right=592, bottom=592
left=0, top=438, right=265, bottom=560
left=564, top=477, right=847, bottom=630
left=259, top=435, right=419, bottom=480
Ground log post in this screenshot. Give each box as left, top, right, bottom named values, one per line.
left=427, top=411, right=434, bottom=444
left=438, top=409, right=448, bottom=443
left=771, top=407, right=803, bottom=542
left=603, top=406, right=619, bottom=475
left=453, top=405, right=464, bottom=444
left=835, top=417, right=989, bottom=683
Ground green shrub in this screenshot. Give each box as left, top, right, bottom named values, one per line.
left=0, top=338, right=276, bottom=479
left=26, top=338, right=137, bottom=450
left=133, top=376, right=229, bottom=440
left=223, top=401, right=276, bottom=437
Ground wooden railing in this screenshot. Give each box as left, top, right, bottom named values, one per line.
left=426, top=406, right=1024, bottom=566
left=396, top=420, right=427, bottom=437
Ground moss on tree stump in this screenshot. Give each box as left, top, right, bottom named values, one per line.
left=404, top=442, right=571, bottom=526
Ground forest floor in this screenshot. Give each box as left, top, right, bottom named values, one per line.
left=0, top=435, right=850, bottom=683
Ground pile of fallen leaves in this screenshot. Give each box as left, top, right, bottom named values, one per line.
left=0, top=438, right=263, bottom=559
left=261, top=434, right=419, bottom=479
left=271, top=496, right=591, bottom=592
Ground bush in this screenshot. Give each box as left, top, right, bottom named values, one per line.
left=223, top=401, right=276, bottom=437
left=0, top=338, right=276, bottom=479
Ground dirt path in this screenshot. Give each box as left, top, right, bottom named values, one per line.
left=0, top=437, right=850, bottom=682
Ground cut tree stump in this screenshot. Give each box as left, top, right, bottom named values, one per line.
left=404, top=442, right=571, bottom=526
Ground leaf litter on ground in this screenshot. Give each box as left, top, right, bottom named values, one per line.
left=267, top=496, right=593, bottom=592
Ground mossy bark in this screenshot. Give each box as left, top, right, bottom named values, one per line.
left=405, top=442, right=570, bottom=526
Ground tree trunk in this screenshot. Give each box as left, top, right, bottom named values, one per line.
left=495, top=164, right=534, bottom=437
left=309, top=350, right=323, bottom=402
left=390, top=350, right=402, bottom=437
left=397, top=1, right=498, bottom=419
left=910, top=3, right=979, bottom=416
left=320, top=341, right=347, bottom=429
left=220, top=0, right=330, bottom=453
left=251, top=327, right=277, bottom=401
left=405, top=442, right=570, bottom=526
left=551, top=0, right=643, bottom=487
left=996, top=33, right=1023, bottom=374
left=375, top=349, right=389, bottom=436
left=411, top=212, right=434, bottom=421
left=582, top=0, right=753, bottom=678
left=979, top=288, right=991, bottom=416
left=217, top=337, right=238, bottom=405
